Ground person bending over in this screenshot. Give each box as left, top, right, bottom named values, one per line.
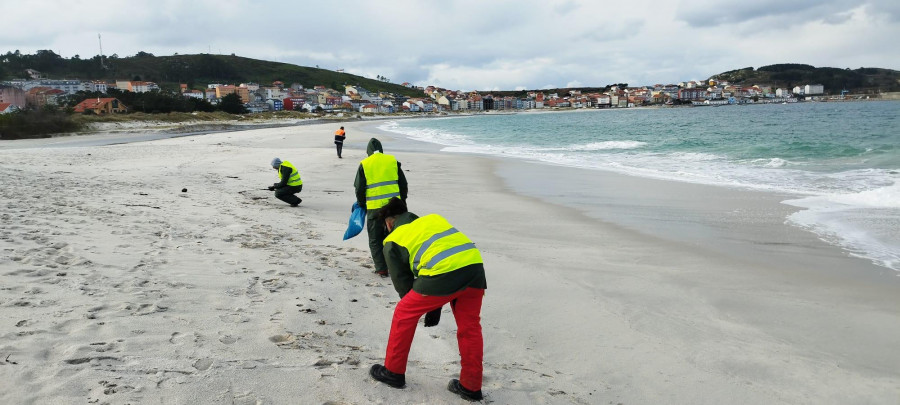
left=369, top=197, right=487, bottom=402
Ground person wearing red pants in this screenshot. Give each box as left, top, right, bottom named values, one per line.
left=369, top=197, right=487, bottom=401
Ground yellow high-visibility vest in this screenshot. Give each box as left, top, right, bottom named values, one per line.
left=384, top=214, right=483, bottom=277
left=360, top=153, right=400, bottom=210
left=278, top=161, right=303, bottom=186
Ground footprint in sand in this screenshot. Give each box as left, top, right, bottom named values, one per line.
left=269, top=333, right=295, bottom=345
left=193, top=358, right=213, bottom=371
left=219, top=313, right=250, bottom=323
left=121, top=302, right=168, bottom=316
left=219, top=333, right=238, bottom=344
left=260, top=278, right=287, bottom=293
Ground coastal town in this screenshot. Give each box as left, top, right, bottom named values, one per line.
left=1, top=70, right=836, bottom=117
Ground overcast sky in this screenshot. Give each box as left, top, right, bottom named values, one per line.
left=3, top=0, right=899, bottom=91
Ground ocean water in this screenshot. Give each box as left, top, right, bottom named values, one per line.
left=378, top=101, right=900, bottom=272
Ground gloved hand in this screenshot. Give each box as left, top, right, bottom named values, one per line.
left=267, top=185, right=275, bottom=191
left=423, top=308, right=442, bottom=327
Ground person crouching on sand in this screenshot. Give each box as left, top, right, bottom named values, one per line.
left=368, top=197, right=487, bottom=401
left=267, top=158, right=303, bottom=207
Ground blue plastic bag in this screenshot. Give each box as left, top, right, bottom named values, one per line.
left=343, top=201, right=366, bottom=240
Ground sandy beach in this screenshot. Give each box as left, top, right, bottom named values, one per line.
left=1, top=121, right=898, bottom=404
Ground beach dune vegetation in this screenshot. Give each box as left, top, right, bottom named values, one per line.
left=0, top=105, right=81, bottom=139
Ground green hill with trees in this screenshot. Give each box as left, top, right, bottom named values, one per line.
left=0, top=50, right=422, bottom=96
left=710, top=64, right=900, bottom=94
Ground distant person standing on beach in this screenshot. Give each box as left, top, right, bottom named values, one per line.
left=354, top=138, right=407, bottom=277
left=368, top=197, right=487, bottom=402
left=267, top=158, right=303, bottom=207
left=334, top=126, right=346, bottom=158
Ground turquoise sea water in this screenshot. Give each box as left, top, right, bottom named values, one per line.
left=379, top=101, right=900, bottom=271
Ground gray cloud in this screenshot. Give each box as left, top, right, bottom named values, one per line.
left=1, top=0, right=897, bottom=90
left=866, top=0, right=900, bottom=21
left=674, top=0, right=875, bottom=28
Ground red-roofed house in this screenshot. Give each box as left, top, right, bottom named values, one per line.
left=0, top=103, right=18, bottom=114
left=73, top=98, right=128, bottom=114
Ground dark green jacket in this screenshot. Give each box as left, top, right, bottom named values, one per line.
left=383, top=212, right=488, bottom=298
left=354, top=138, right=408, bottom=218
left=273, top=165, right=294, bottom=189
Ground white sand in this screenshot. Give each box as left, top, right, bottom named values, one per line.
left=1, top=122, right=898, bottom=404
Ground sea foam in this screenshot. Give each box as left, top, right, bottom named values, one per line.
left=567, top=141, right=647, bottom=151
left=784, top=183, right=900, bottom=271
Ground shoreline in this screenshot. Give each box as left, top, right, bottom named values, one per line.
left=6, top=97, right=892, bottom=143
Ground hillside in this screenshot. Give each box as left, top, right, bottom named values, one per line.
left=4, top=51, right=898, bottom=97
left=0, top=50, right=422, bottom=97
left=710, top=64, right=900, bottom=94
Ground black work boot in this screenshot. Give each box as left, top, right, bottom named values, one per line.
left=448, top=379, right=483, bottom=401
left=370, top=364, right=405, bottom=388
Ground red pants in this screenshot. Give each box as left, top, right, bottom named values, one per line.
left=384, top=287, right=485, bottom=391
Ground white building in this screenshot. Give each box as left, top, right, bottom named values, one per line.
left=804, top=84, right=824, bottom=95
left=263, top=87, right=289, bottom=100
left=21, top=80, right=84, bottom=94
left=775, top=88, right=790, bottom=97
left=595, top=94, right=611, bottom=107
left=87, top=81, right=108, bottom=93
left=183, top=90, right=205, bottom=99
left=131, top=82, right=159, bottom=93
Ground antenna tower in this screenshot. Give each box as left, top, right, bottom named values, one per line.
left=98, top=33, right=107, bottom=69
